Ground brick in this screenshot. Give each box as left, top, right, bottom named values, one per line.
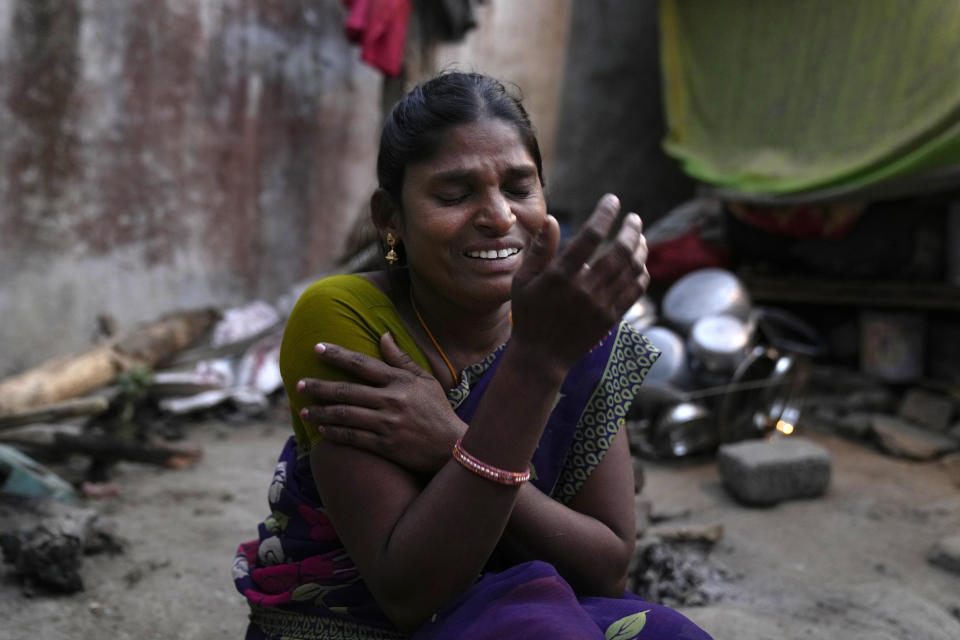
left=835, top=410, right=873, bottom=440
left=898, top=388, right=955, bottom=431
left=717, top=437, right=831, bottom=506
left=870, top=414, right=959, bottom=461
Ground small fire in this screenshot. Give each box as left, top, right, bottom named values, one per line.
left=775, top=420, right=795, bottom=435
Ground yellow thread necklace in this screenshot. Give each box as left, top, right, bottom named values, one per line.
left=409, top=289, right=459, bottom=385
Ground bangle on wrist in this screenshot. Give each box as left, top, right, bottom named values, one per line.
left=452, top=438, right=530, bottom=486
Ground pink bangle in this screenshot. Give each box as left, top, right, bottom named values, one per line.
left=452, top=438, right=530, bottom=486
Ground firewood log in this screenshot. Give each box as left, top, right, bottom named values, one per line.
left=0, top=309, right=218, bottom=415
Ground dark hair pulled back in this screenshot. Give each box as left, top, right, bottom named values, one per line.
left=376, top=72, right=544, bottom=204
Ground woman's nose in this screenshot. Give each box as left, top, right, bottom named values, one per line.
left=474, top=191, right=516, bottom=234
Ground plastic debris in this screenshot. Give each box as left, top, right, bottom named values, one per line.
left=0, top=445, right=77, bottom=504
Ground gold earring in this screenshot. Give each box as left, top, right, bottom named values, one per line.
left=385, top=233, right=399, bottom=265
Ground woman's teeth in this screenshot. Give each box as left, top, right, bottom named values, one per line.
left=466, top=248, right=519, bottom=259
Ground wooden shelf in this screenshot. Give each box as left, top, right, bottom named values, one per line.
left=740, top=276, right=960, bottom=312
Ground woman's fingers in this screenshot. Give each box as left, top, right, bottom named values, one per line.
left=585, top=212, right=643, bottom=284
left=513, top=214, right=560, bottom=287
left=612, top=262, right=651, bottom=316
left=379, top=332, right=429, bottom=377
left=582, top=211, right=650, bottom=312
left=557, top=194, right=620, bottom=276
left=314, top=342, right=394, bottom=385
left=608, top=229, right=650, bottom=315
left=317, top=424, right=379, bottom=450
left=297, top=378, right=383, bottom=408
left=300, top=403, right=384, bottom=432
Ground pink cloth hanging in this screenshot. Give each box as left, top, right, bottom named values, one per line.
left=343, top=0, right=412, bottom=77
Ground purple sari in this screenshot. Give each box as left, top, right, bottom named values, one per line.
left=233, top=323, right=712, bottom=639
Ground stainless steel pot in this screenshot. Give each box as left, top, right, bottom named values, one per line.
left=622, top=295, right=658, bottom=332
left=688, top=314, right=753, bottom=375
left=715, top=346, right=808, bottom=443
left=641, top=325, right=693, bottom=389
left=652, top=401, right=716, bottom=457
left=661, top=268, right=752, bottom=335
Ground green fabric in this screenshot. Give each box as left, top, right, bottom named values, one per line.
left=660, top=0, right=960, bottom=195
left=278, top=274, right=432, bottom=450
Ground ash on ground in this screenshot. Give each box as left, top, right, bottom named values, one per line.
left=630, top=539, right=739, bottom=608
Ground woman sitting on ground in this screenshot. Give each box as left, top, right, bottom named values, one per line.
left=234, top=71, right=712, bottom=640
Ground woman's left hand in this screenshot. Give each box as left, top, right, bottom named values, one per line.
left=296, top=332, right=466, bottom=474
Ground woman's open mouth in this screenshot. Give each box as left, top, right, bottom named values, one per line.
left=464, top=247, right=520, bottom=260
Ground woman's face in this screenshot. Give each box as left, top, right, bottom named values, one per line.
left=397, top=117, right=547, bottom=311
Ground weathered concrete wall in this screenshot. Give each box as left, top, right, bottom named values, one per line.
left=3, top=0, right=665, bottom=379
left=417, top=0, right=574, bottom=180
left=549, top=0, right=695, bottom=226
left=0, top=0, right=382, bottom=376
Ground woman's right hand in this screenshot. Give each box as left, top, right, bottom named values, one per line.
left=510, top=194, right=650, bottom=371
left=297, top=333, right=467, bottom=474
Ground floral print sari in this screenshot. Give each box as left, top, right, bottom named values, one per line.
left=233, top=322, right=710, bottom=639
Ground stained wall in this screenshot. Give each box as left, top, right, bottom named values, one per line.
left=413, top=0, right=574, bottom=181
left=0, top=0, right=382, bottom=375
left=0, top=0, right=676, bottom=378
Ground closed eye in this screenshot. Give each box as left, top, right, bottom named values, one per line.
left=503, top=178, right=537, bottom=200
left=504, top=187, right=533, bottom=199
left=435, top=192, right=470, bottom=206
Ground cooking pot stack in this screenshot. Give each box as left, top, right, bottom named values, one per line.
left=623, top=268, right=823, bottom=459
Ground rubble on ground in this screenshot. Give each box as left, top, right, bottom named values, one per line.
left=899, top=388, right=955, bottom=432
left=630, top=495, right=734, bottom=608
left=0, top=495, right=123, bottom=594
left=0, top=257, right=376, bottom=594
left=868, top=414, right=959, bottom=461
left=928, top=534, right=960, bottom=575
left=629, top=536, right=739, bottom=608
left=801, top=372, right=959, bottom=460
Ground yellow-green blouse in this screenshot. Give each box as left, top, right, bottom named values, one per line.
left=279, top=274, right=433, bottom=451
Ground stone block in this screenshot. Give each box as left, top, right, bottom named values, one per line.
left=870, top=414, right=960, bottom=461
left=835, top=410, right=873, bottom=440
left=898, top=388, right=955, bottom=431
left=717, top=437, right=831, bottom=506
left=847, top=388, right=898, bottom=413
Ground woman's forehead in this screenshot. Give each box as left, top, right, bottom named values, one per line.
left=420, top=118, right=535, bottom=173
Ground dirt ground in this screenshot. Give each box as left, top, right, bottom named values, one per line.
left=2, top=417, right=959, bottom=640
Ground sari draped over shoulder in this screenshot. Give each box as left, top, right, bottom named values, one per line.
left=233, top=275, right=710, bottom=639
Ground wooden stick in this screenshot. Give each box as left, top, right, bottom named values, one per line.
left=10, top=432, right=203, bottom=468
left=0, top=309, right=218, bottom=415
left=0, top=397, right=110, bottom=431
left=647, top=522, right=725, bottom=544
